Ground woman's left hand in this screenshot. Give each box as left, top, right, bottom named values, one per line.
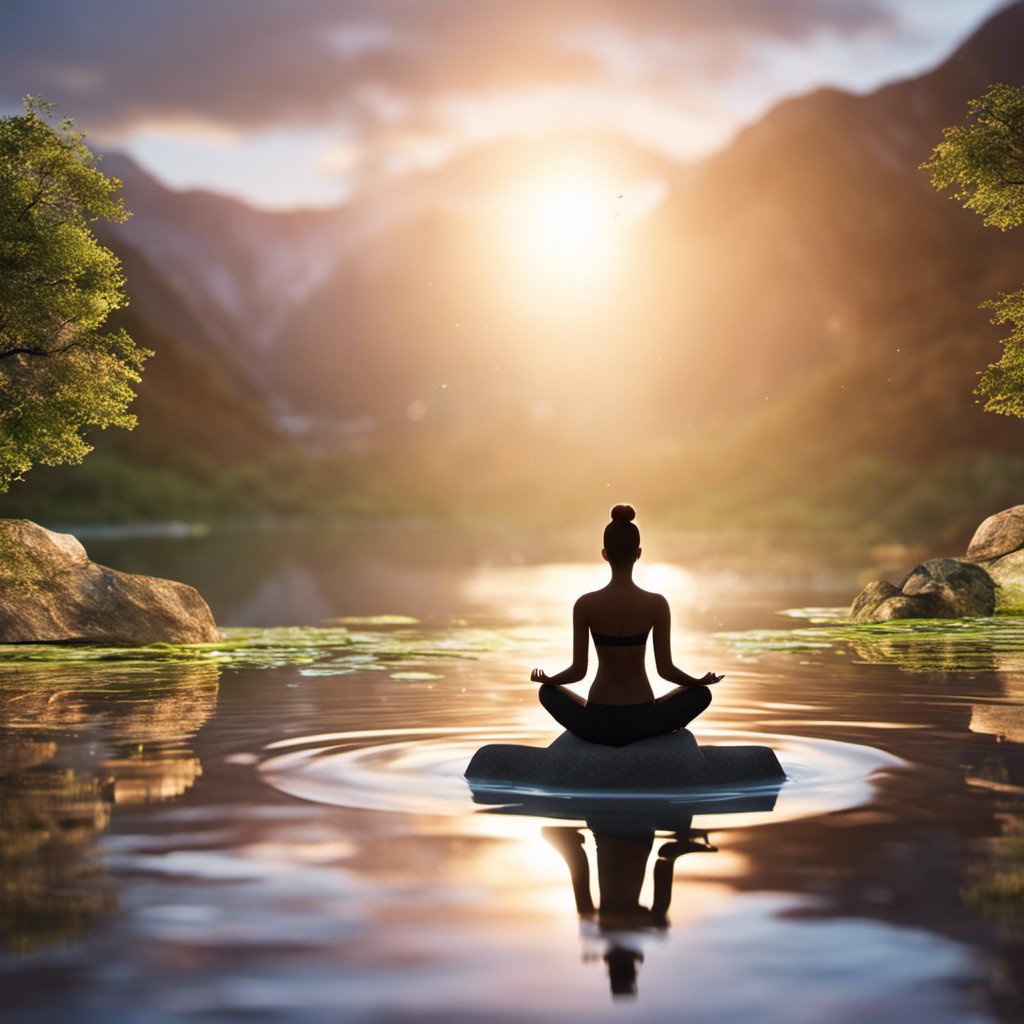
left=530, top=668, right=550, bottom=683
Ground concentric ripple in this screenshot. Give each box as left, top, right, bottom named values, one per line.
left=253, top=726, right=906, bottom=828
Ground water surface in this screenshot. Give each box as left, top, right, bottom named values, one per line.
left=2, top=523, right=1023, bottom=1022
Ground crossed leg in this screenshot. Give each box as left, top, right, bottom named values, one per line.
left=538, top=684, right=712, bottom=747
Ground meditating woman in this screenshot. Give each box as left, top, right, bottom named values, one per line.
left=531, top=504, right=721, bottom=747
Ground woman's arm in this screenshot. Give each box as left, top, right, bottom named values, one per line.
left=530, top=596, right=589, bottom=685
left=652, top=595, right=720, bottom=687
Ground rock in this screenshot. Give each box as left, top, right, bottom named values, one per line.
left=875, top=593, right=953, bottom=621
left=850, top=580, right=900, bottom=622
left=870, top=592, right=956, bottom=622
left=973, top=547, right=1024, bottom=613
left=0, top=519, right=219, bottom=644
left=898, top=558, right=995, bottom=617
left=850, top=558, right=995, bottom=623
left=967, top=505, right=1024, bottom=562
left=465, top=729, right=785, bottom=791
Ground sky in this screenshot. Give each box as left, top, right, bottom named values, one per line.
left=0, top=0, right=1010, bottom=209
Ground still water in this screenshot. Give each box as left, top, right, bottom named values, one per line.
left=2, top=522, right=1024, bottom=1022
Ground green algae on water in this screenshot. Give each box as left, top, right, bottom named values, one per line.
left=717, top=610, right=1024, bottom=673
left=0, top=624, right=512, bottom=678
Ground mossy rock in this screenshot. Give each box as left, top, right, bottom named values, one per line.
left=975, top=549, right=1024, bottom=614
left=851, top=558, right=994, bottom=623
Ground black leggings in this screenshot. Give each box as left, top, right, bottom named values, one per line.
left=538, top=685, right=712, bottom=747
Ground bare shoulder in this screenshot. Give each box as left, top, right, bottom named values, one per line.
left=642, top=590, right=671, bottom=617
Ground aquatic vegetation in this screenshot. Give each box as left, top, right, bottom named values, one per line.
left=717, top=609, right=1024, bottom=672
left=0, top=623, right=513, bottom=677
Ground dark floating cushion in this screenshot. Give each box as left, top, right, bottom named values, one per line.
left=465, top=730, right=785, bottom=791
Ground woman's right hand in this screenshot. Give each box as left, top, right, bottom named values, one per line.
left=531, top=668, right=551, bottom=684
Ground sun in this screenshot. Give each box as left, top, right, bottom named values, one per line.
left=505, top=167, right=619, bottom=291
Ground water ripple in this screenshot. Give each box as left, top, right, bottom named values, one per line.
left=254, top=726, right=905, bottom=828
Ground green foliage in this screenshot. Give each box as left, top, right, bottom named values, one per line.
left=922, top=83, right=1024, bottom=230
left=976, top=288, right=1024, bottom=417
left=0, top=96, right=149, bottom=491
left=923, top=84, right=1024, bottom=419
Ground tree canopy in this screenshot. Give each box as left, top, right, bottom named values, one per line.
left=922, top=83, right=1024, bottom=418
left=0, top=96, right=148, bottom=491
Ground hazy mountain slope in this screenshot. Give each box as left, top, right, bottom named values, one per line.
left=269, top=137, right=689, bottom=429
left=266, top=0, right=1024, bottom=484
left=97, top=154, right=354, bottom=381
left=105, top=239, right=287, bottom=469
left=658, top=0, right=1024, bottom=467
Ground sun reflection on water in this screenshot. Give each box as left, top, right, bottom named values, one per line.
left=461, top=561, right=699, bottom=626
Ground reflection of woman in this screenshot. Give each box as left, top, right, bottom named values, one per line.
left=543, top=824, right=716, bottom=998
left=531, top=505, right=721, bottom=746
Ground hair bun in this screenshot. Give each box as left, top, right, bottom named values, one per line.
left=610, top=503, right=636, bottom=523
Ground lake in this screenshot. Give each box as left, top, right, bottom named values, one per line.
left=1, top=521, right=1023, bottom=1022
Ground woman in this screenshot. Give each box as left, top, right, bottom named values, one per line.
left=531, top=504, right=721, bottom=747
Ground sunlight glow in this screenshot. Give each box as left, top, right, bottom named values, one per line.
left=461, top=561, right=698, bottom=626
left=506, top=167, right=620, bottom=290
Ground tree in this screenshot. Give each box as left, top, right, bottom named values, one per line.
left=0, top=96, right=148, bottom=491
left=922, top=84, right=1024, bottom=419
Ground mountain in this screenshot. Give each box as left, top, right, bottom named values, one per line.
left=270, top=136, right=689, bottom=431
left=103, top=237, right=286, bottom=469
left=267, top=1, right=1024, bottom=459
left=649, top=0, right=1024, bottom=447
left=189, top=0, right=1023, bottom=536
left=16, top=2, right=1024, bottom=532
left=95, top=155, right=355, bottom=380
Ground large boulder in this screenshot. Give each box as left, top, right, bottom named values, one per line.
left=962, top=507, right=1024, bottom=613
left=0, top=519, right=219, bottom=644
left=967, top=505, right=1024, bottom=562
left=851, top=558, right=995, bottom=623
left=465, top=729, right=785, bottom=791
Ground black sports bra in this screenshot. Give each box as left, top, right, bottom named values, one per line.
left=591, top=628, right=651, bottom=647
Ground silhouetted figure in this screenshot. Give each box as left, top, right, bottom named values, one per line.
left=531, top=504, right=721, bottom=746
left=604, top=946, right=642, bottom=997
left=543, top=821, right=716, bottom=999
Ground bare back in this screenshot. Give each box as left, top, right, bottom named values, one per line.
left=578, top=582, right=668, bottom=705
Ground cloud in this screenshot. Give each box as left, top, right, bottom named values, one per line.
left=0, top=0, right=894, bottom=136
left=0, top=0, right=1001, bottom=207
